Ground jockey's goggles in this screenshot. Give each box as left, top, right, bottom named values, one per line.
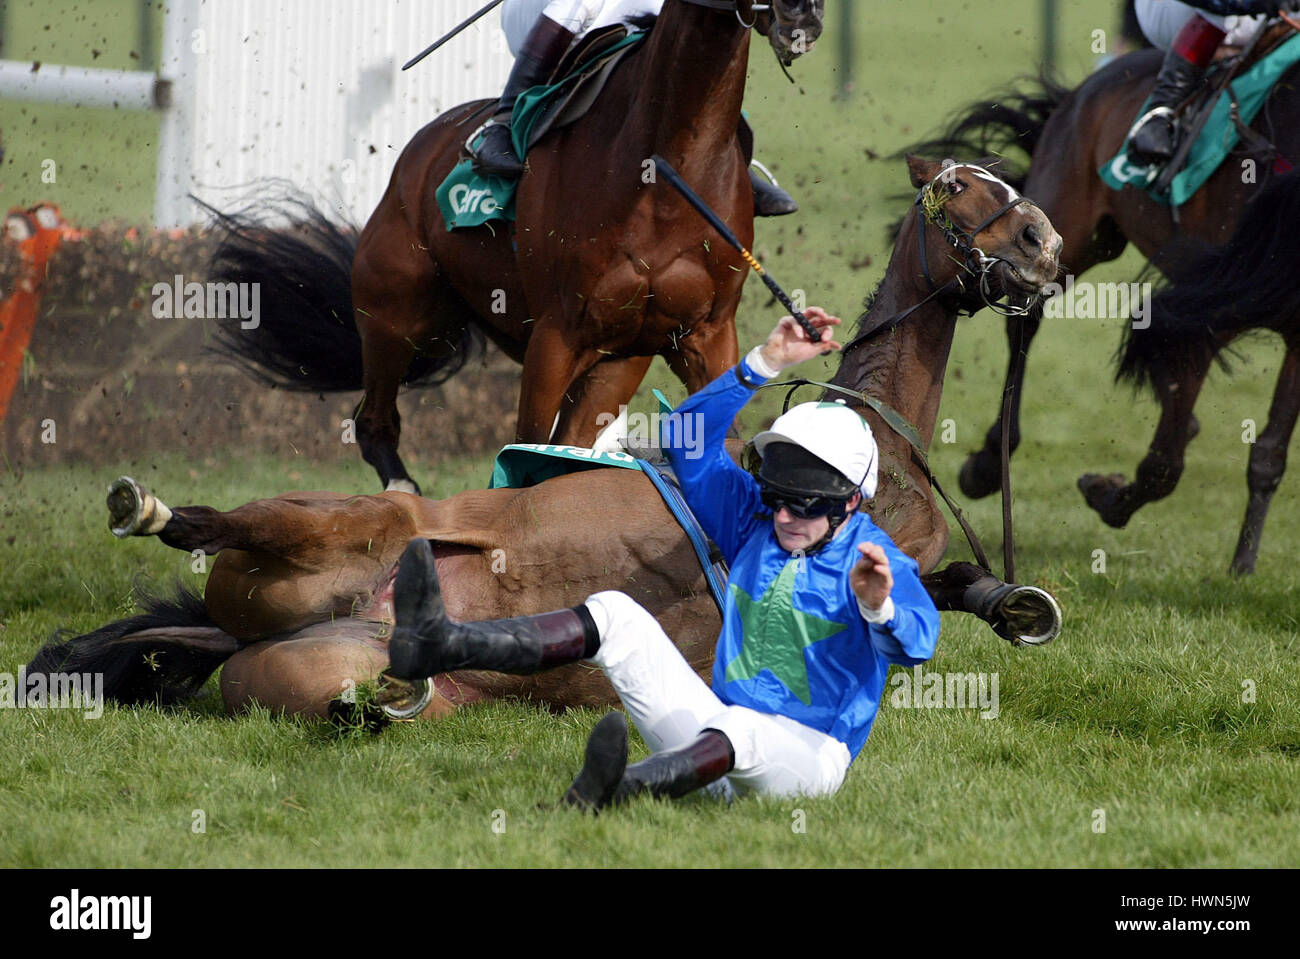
left=759, top=483, right=851, bottom=520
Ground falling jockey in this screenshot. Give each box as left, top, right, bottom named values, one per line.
left=1129, top=0, right=1295, bottom=166
left=473, top=0, right=801, bottom=216
left=383, top=306, right=941, bottom=810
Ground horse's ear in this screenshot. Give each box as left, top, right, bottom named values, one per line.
left=906, top=154, right=939, bottom=189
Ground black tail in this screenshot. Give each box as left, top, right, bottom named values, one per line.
left=887, top=73, right=1072, bottom=240
left=1117, top=170, right=1300, bottom=395
left=198, top=185, right=482, bottom=392
left=26, top=585, right=239, bottom=707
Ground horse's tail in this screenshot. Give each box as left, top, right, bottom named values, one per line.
left=198, top=186, right=481, bottom=392
left=25, top=585, right=240, bottom=706
left=1117, top=169, right=1300, bottom=394
left=902, top=71, right=1071, bottom=191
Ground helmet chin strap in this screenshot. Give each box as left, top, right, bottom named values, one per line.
left=797, top=500, right=854, bottom=557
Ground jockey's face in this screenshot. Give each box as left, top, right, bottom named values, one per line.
left=773, top=509, right=831, bottom=553
left=771, top=493, right=861, bottom=553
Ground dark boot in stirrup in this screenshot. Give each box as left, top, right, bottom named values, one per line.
left=1128, top=16, right=1225, bottom=166
left=470, top=16, right=575, bottom=177
left=750, top=164, right=799, bottom=217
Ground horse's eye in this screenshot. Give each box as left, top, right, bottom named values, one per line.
left=952, top=179, right=967, bottom=194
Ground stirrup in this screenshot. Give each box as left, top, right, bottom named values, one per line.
left=749, top=157, right=783, bottom=188
left=1126, top=105, right=1177, bottom=147
left=376, top=671, right=434, bottom=721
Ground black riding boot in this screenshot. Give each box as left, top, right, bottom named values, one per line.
left=1128, top=17, right=1225, bottom=166
left=737, top=115, right=798, bottom=216
left=750, top=166, right=799, bottom=217
left=385, top=538, right=600, bottom=679
left=471, top=16, right=576, bottom=177
left=563, top=712, right=736, bottom=813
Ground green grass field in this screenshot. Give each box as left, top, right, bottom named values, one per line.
left=2, top=1, right=1299, bottom=868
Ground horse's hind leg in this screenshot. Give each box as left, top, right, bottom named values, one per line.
left=351, top=187, right=473, bottom=494
left=1229, top=339, right=1300, bottom=575
left=1077, top=350, right=1212, bottom=528
left=922, top=561, right=1061, bottom=646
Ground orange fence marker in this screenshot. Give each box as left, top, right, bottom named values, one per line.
left=0, top=204, right=73, bottom=423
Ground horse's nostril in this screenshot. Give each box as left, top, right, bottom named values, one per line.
left=1022, top=225, right=1040, bottom=249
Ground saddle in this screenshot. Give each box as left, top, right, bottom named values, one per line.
left=1100, top=25, right=1300, bottom=207
left=437, top=25, right=648, bottom=230
left=513, top=24, right=645, bottom=157
left=488, top=441, right=730, bottom=617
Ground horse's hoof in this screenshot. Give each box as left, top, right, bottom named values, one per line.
left=1077, top=473, right=1130, bottom=528
left=995, top=585, right=1062, bottom=647
left=958, top=453, right=1000, bottom=500
left=107, top=476, right=170, bottom=537
left=376, top=671, right=433, bottom=721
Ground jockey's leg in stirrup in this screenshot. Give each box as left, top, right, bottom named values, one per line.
left=1128, top=0, right=1286, bottom=166
left=474, top=0, right=799, bottom=216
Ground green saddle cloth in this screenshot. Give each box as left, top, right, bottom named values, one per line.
left=1100, top=32, right=1300, bottom=207
left=488, top=443, right=641, bottom=489
left=436, top=29, right=647, bottom=231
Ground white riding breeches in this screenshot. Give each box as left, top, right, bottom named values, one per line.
left=501, top=0, right=664, bottom=57
left=1133, top=0, right=1264, bottom=51
left=583, top=590, right=852, bottom=801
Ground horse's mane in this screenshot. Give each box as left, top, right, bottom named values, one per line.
left=1117, top=169, right=1300, bottom=395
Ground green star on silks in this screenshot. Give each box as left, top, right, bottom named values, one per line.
left=724, top=559, right=847, bottom=705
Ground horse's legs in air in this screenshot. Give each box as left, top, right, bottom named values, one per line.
left=958, top=311, right=1040, bottom=499
left=108, top=479, right=421, bottom=638
left=921, top=561, right=1061, bottom=646
left=552, top=355, right=654, bottom=448
left=1229, top=338, right=1300, bottom=575
left=1077, top=348, right=1212, bottom=530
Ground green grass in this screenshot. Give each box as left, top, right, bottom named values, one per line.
left=3, top=1, right=1300, bottom=867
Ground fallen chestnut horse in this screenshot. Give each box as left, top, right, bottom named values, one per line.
left=27, top=156, right=1063, bottom=720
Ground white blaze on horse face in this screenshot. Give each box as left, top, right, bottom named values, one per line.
left=961, top=164, right=1021, bottom=203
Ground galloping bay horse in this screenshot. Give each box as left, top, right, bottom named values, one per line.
left=903, top=27, right=1300, bottom=546
left=208, top=0, right=825, bottom=495
left=27, top=156, right=1063, bottom=721
left=1083, top=168, right=1300, bottom=575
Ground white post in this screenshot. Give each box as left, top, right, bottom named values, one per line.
left=0, top=60, right=164, bottom=110
left=155, top=0, right=201, bottom=228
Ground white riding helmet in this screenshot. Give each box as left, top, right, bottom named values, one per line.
left=753, top=400, right=879, bottom=499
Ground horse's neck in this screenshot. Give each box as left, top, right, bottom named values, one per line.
left=832, top=239, right=959, bottom=450
left=636, top=1, right=750, bottom=161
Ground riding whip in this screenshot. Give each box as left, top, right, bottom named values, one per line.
left=403, top=0, right=507, bottom=71
left=651, top=155, right=825, bottom=344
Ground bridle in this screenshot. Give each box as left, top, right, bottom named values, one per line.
left=804, top=164, right=1049, bottom=580
left=842, top=164, right=1041, bottom=357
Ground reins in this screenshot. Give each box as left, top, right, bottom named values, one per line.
left=808, top=166, right=1042, bottom=577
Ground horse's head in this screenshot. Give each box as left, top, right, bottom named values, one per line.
left=904, top=154, right=1061, bottom=310
left=754, top=0, right=825, bottom=67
